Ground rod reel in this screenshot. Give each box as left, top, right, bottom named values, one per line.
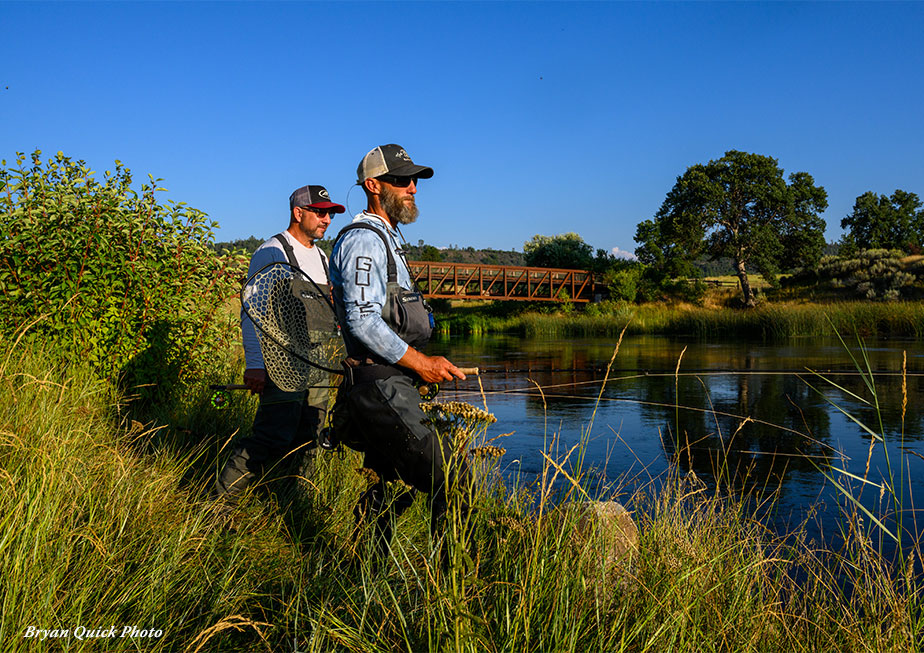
left=208, top=384, right=248, bottom=410
left=416, top=367, right=479, bottom=401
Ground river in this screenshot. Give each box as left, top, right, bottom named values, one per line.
left=429, top=333, right=924, bottom=554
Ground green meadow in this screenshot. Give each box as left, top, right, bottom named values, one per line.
left=435, top=298, right=924, bottom=341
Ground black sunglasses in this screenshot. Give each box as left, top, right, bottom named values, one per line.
left=377, top=174, right=419, bottom=188
left=300, top=206, right=335, bottom=217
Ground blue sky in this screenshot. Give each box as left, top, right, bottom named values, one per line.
left=2, top=2, right=922, bottom=257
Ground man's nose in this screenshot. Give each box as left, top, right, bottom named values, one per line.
left=407, top=179, right=417, bottom=194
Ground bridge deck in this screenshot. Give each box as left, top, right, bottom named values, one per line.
left=408, top=260, right=597, bottom=302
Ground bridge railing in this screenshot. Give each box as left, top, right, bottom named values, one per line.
left=407, top=261, right=597, bottom=302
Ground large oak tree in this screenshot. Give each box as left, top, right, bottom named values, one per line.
left=635, top=150, right=827, bottom=307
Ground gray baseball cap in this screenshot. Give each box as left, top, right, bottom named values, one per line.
left=289, top=185, right=345, bottom=213
left=356, top=144, right=434, bottom=184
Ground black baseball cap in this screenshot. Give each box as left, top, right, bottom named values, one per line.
left=356, top=144, right=435, bottom=184
left=288, top=185, right=345, bottom=213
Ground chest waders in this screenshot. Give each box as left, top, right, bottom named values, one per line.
left=325, top=222, right=436, bottom=452
left=326, top=222, right=470, bottom=559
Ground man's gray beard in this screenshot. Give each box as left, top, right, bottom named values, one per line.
left=381, top=185, right=419, bottom=225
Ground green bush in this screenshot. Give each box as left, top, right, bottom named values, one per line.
left=0, top=150, right=247, bottom=402
left=604, top=265, right=641, bottom=302
left=813, top=249, right=916, bottom=300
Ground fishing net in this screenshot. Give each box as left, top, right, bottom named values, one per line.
left=241, top=261, right=343, bottom=392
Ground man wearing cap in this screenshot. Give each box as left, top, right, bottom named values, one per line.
left=329, top=144, right=467, bottom=555
left=215, top=184, right=345, bottom=506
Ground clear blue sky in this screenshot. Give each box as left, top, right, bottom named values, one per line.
left=3, top=2, right=922, bottom=257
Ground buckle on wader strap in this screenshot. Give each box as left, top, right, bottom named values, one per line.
left=341, top=358, right=437, bottom=399
left=342, top=358, right=407, bottom=386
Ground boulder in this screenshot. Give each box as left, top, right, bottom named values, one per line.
left=560, top=500, right=639, bottom=592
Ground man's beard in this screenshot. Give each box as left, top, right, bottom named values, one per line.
left=300, top=221, right=327, bottom=242
left=381, top=184, right=419, bottom=224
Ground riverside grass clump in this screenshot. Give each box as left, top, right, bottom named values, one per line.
left=2, top=338, right=923, bottom=651
left=436, top=300, right=924, bottom=340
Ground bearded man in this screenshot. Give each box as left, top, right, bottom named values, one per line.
left=328, top=144, right=467, bottom=556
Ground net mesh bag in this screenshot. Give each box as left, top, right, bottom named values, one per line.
left=241, top=262, right=342, bottom=392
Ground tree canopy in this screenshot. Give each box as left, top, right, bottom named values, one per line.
left=840, top=189, right=924, bottom=254
left=634, top=150, right=828, bottom=306
left=523, top=232, right=594, bottom=270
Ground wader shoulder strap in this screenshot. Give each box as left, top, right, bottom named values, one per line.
left=274, top=233, right=330, bottom=284
left=332, top=223, right=398, bottom=283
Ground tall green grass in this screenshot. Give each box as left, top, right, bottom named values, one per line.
left=1, top=337, right=922, bottom=651
left=438, top=301, right=924, bottom=340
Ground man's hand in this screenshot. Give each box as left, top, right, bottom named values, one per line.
left=397, top=347, right=465, bottom=384
left=243, top=368, right=268, bottom=395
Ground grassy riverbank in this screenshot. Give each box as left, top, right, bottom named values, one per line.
left=2, top=340, right=922, bottom=651
left=436, top=300, right=924, bottom=340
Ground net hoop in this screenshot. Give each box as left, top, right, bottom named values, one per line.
left=241, top=261, right=344, bottom=391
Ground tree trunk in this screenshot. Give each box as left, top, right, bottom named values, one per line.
left=735, top=259, right=755, bottom=307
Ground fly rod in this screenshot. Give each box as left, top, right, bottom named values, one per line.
left=447, top=367, right=924, bottom=377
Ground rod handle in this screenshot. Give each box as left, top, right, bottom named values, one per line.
left=458, top=367, right=479, bottom=376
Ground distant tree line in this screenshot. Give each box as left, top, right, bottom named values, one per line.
left=212, top=149, right=921, bottom=308
left=630, top=149, right=922, bottom=307
left=212, top=236, right=527, bottom=266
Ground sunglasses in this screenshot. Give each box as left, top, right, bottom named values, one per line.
left=377, top=174, right=419, bottom=188
left=300, top=206, right=335, bottom=217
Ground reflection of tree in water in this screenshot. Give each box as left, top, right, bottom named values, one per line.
left=814, top=371, right=924, bottom=443
left=640, top=368, right=834, bottom=491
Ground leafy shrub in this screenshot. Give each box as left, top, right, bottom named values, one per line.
left=0, top=150, right=247, bottom=401
left=604, top=266, right=641, bottom=303
left=813, top=249, right=916, bottom=300
left=555, top=287, right=575, bottom=314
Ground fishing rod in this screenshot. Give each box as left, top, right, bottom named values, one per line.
left=448, top=367, right=924, bottom=377
left=419, top=364, right=924, bottom=402
left=209, top=367, right=482, bottom=407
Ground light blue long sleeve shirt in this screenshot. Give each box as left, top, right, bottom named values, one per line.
left=329, top=212, right=412, bottom=364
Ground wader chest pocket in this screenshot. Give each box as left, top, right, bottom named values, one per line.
left=384, top=283, right=432, bottom=350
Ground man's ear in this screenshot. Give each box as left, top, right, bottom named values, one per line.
left=364, top=178, right=382, bottom=196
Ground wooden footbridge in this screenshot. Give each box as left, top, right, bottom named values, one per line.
left=407, top=261, right=598, bottom=302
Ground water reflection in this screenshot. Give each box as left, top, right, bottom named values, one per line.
left=432, top=333, right=924, bottom=547
left=651, top=369, right=835, bottom=488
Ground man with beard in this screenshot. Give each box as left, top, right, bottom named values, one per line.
left=329, top=144, right=467, bottom=556
left=215, top=184, right=345, bottom=508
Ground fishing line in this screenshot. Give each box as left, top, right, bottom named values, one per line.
left=439, top=385, right=844, bottom=453
left=344, top=181, right=363, bottom=218
left=445, top=367, right=924, bottom=377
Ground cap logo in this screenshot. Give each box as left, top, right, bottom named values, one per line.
left=319, top=189, right=330, bottom=199
left=394, top=148, right=411, bottom=162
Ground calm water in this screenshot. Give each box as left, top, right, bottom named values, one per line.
left=429, top=333, right=924, bottom=552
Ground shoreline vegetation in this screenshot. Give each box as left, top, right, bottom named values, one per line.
left=434, top=298, right=924, bottom=340
left=2, top=151, right=922, bottom=649
left=2, top=338, right=922, bottom=651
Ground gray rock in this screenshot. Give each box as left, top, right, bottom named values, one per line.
left=559, top=500, right=639, bottom=593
